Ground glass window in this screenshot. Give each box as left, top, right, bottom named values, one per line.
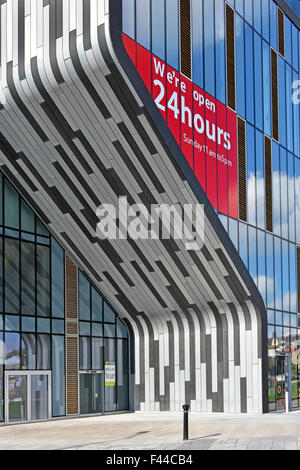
left=21, top=334, right=36, bottom=370
left=166, top=0, right=179, bottom=70
left=235, top=0, right=244, bottom=16
left=92, top=323, right=102, bottom=337
left=104, top=338, right=116, bottom=412
left=270, top=0, right=278, bottom=50
left=37, top=334, right=50, bottom=370
left=248, top=227, right=257, bottom=283
left=254, top=33, right=263, bottom=130
left=285, top=16, right=292, bottom=65
left=278, top=56, right=286, bottom=148
left=286, top=64, right=294, bottom=153
left=5, top=332, right=20, bottom=370
left=272, top=141, right=281, bottom=236
left=80, top=322, right=91, bottom=336
left=21, top=241, right=36, bottom=316
left=293, top=70, right=300, bottom=158
left=92, top=288, right=102, bottom=322
left=122, top=0, right=135, bottom=39
left=215, top=0, right=226, bottom=104
left=262, top=40, right=271, bottom=137
left=22, top=316, right=35, bottom=333
left=4, top=180, right=19, bottom=229
left=266, top=233, right=274, bottom=308
left=79, top=337, right=91, bottom=370
left=245, top=0, right=253, bottom=25
left=36, top=218, right=49, bottom=237
left=280, top=148, right=288, bottom=240
left=104, top=323, right=116, bottom=338
left=292, top=25, right=299, bottom=71
left=247, top=124, right=256, bottom=225
left=117, top=339, right=129, bottom=411
left=229, top=218, right=238, bottom=251
left=253, top=0, right=261, bottom=33
left=267, top=309, right=275, bottom=324
left=5, top=315, right=20, bottom=332
left=274, top=237, right=282, bottom=310
left=117, top=319, right=128, bottom=339
left=37, top=318, right=50, bottom=334
left=261, top=0, right=270, bottom=42
left=289, top=243, right=297, bottom=313
left=92, top=338, right=103, bottom=370
left=52, top=319, right=64, bottom=335
left=257, top=230, right=266, bottom=303
left=136, top=0, right=150, bottom=50
left=51, top=239, right=65, bottom=318
left=282, top=241, right=289, bottom=312
left=238, top=222, right=248, bottom=269
left=256, top=130, right=265, bottom=229
left=236, top=15, right=246, bottom=118
left=203, top=0, right=215, bottom=97
left=104, top=303, right=115, bottom=323
left=296, top=158, right=300, bottom=245
left=192, top=0, right=204, bottom=88
left=245, top=24, right=254, bottom=124
left=79, top=272, right=90, bottom=321
left=5, top=238, right=20, bottom=314
left=152, top=0, right=165, bottom=60
left=52, top=335, right=65, bottom=416
left=287, top=153, right=295, bottom=242
left=0, top=315, right=3, bottom=331
left=37, top=245, right=50, bottom=317
left=21, top=200, right=35, bottom=233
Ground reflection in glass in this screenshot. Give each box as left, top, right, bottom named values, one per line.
left=79, top=272, right=90, bottom=321
left=51, top=240, right=65, bottom=318
left=52, top=335, right=65, bottom=417
left=80, top=337, right=91, bottom=370
left=37, top=335, right=50, bottom=370
left=5, top=238, right=20, bottom=314
left=8, top=375, right=27, bottom=423
left=37, top=245, right=50, bottom=317
left=5, top=333, right=20, bottom=370
left=21, top=241, right=35, bottom=316
left=31, top=375, right=49, bottom=421
left=117, top=340, right=129, bottom=411
left=21, top=334, right=36, bottom=370
left=104, top=338, right=116, bottom=412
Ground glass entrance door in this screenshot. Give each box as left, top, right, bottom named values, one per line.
left=5, top=371, right=51, bottom=423
left=6, top=374, right=28, bottom=423
left=80, top=373, right=103, bottom=415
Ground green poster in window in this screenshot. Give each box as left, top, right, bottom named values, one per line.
left=105, top=362, right=116, bottom=387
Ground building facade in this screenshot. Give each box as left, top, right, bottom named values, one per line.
left=0, top=0, right=298, bottom=423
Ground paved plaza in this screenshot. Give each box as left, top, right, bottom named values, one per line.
left=1, top=411, right=300, bottom=450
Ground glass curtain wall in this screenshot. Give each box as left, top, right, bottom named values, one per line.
left=0, top=172, right=66, bottom=421
left=78, top=271, right=129, bottom=413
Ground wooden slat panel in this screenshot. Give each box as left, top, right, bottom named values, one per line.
left=271, top=49, right=279, bottom=142
left=238, top=117, right=247, bottom=222
left=66, top=255, right=78, bottom=319
left=265, top=136, right=273, bottom=233
left=226, top=4, right=236, bottom=111
left=278, top=8, right=285, bottom=57
left=65, top=255, right=78, bottom=415
left=180, top=0, right=191, bottom=78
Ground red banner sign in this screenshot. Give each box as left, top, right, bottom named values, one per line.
left=123, top=34, right=238, bottom=219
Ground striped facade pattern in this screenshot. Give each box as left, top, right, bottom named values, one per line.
left=0, top=0, right=267, bottom=413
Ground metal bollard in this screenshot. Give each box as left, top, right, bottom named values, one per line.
left=182, top=404, right=190, bottom=441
